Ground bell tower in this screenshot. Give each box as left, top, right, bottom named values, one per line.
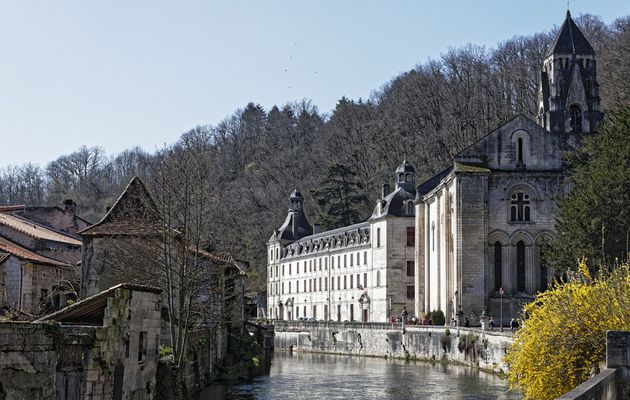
left=538, top=11, right=603, bottom=134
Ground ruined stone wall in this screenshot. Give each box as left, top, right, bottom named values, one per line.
left=0, top=322, right=58, bottom=400
left=274, top=322, right=513, bottom=372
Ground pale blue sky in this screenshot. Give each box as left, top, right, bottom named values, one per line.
left=1, top=1, right=629, bottom=168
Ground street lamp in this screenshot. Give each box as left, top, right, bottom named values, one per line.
left=499, top=287, right=505, bottom=332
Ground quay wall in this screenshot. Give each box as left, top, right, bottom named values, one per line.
left=273, top=321, right=514, bottom=372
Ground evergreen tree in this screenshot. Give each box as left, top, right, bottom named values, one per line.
left=550, top=107, right=630, bottom=271
left=311, top=163, right=369, bottom=230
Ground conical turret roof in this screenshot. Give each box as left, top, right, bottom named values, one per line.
left=547, top=10, right=595, bottom=57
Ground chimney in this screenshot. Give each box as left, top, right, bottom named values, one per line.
left=382, top=183, right=391, bottom=198
left=63, top=199, right=76, bottom=214
left=313, top=224, right=321, bottom=235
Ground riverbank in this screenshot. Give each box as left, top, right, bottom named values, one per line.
left=273, top=321, right=514, bottom=373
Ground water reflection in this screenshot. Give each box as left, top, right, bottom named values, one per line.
left=198, top=352, right=521, bottom=400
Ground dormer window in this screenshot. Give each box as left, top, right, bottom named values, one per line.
left=510, top=192, right=531, bottom=222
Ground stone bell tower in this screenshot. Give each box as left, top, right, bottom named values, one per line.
left=538, top=11, right=603, bottom=134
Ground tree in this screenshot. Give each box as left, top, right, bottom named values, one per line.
left=505, top=261, right=630, bottom=400
left=311, top=163, right=369, bottom=230
left=550, top=108, right=630, bottom=271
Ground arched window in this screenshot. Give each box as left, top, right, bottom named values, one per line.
left=511, top=193, right=531, bottom=222
left=517, top=241, right=526, bottom=292
left=494, top=242, right=502, bottom=291
left=569, top=105, right=582, bottom=133
left=517, top=137, right=523, bottom=164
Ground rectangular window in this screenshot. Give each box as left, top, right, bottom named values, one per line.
left=331, top=276, right=335, bottom=290
left=325, top=278, right=328, bottom=291
left=356, top=273, right=360, bottom=288
left=344, top=276, right=347, bottom=289
left=337, top=276, right=341, bottom=290
left=288, top=282, right=291, bottom=294
left=350, top=253, right=353, bottom=267
left=407, top=226, right=415, bottom=247
left=303, top=306, right=306, bottom=317
left=350, top=275, right=353, bottom=289
left=325, top=258, right=328, bottom=269
left=344, top=254, right=347, bottom=267
left=309, top=260, right=312, bottom=272
left=332, top=257, right=335, bottom=268
left=319, top=258, right=322, bottom=270
left=407, top=285, right=415, bottom=300
left=269, top=267, right=272, bottom=278
left=313, top=305, right=317, bottom=319
left=364, top=251, right=367, bottom=265
left=377, top=228, right=381, bottom=247
left=296, top=281, right=299, bottom=293
left=304, top=261, right=306, bottom=273
left=282, top=265, right=284, bottom=276
left=138, top=331, right=147, bottom=362
left=275, top=266, right=278, bottom=277
left=289, top=263, right=292, bottom=275
left=407, top=261, right=415, bottom=277
left=282, top=282, right=285, bottom=294
left=337, top=255, right=340, bottom=268
left=319, top=277, right=322, bottom=291
left=356, top=252, right=360, bottom=265
left=296, top=307, right=299, bottom=318
left=364, top=272, right=368, bottom=288
left=309, top=279, right=312, bottom=292
left=304, top=280, right=306, bottom=292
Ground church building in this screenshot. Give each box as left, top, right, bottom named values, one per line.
left=413, top=11, right=602, bottom=324
left=267, top=161, right=417, bottom=322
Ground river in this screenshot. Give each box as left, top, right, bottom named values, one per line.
left=197, top=352, right=521, bottom=399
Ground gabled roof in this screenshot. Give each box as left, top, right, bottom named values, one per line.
left=0, top=213, right=82, bottom=246
left=0, top=236, right=72, bottom=267
left=547, top=10, right=595, bottom=56
left=36, top=283, right=162, bottom=325
left=79, top=176, right=162, bottom=236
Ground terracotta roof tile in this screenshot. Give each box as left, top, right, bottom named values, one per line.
left=0, top=236, right=72, bottom=267
left=0, top=213, right=82, bottom=246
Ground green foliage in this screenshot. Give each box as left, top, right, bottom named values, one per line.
left=506, top=261, right=630, bottom=400
left=457, top=333, right=479, bottom=353
left=310, top=163, right=369, bottom=230
left=426, top=309, right=445, bottom=326
left=550, top=108, right=630, bottom=272
left=159, top=345, right=174, bottom=362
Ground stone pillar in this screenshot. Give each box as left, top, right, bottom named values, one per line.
left=606, top=331, right=630, bottom=398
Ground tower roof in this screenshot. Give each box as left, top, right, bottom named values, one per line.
left=547, top=10, right=595, bottom=57
left=395, top=158, right=416, bottom=174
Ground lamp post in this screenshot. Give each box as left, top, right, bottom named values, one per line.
left=401, top=306, right=409, bottom=334
left=499, top=287, right=504, bottom=332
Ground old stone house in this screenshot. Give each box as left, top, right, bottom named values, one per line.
left=267, top=161, right=417, bottom=323
left=0, top=283, right=162, bottom=400
left=0, top=202, right=85, bottom=315
left=413, top=11, right=602, bottom=324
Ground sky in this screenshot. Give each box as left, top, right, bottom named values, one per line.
left=1, top=1, right=629, bottom=168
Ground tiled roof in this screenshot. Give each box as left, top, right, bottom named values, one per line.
left=0, top=236, right=72, bottom=267
left=37, top=283, right=162, bottom=325
left=80, top=176, right=161, bottom=236
left=0, top=213, right=82, bottom=246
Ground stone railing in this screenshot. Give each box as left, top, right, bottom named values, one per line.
left=557, top=331, right=630, bottom=400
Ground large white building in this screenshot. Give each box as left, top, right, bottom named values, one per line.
left=267, top=161, right=417, bottom=322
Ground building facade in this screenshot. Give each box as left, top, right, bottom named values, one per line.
left=414, top=11, right=601, bottom=324
left=267, top=161, right=417, bottom=322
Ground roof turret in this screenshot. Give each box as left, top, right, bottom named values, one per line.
left=547, top=10, right=595, bottom=57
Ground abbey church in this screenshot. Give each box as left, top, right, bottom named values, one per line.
left=267, top=11, right=602, bottom=324
left=413, top=10, right=602, bottom=323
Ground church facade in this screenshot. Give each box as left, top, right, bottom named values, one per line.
left=267, top=161, right=417, bottom=322
left=413, top=11, right=603, bottom=324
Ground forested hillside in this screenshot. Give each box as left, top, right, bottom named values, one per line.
left=2, top=14, right=629, bottom=290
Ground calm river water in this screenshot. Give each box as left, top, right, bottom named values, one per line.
left=197, top=352, right=521, bottom=400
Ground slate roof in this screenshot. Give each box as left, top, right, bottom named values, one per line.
left=79, top=176, right=162, bottom=236
left=0, top=213, right=82, bottom=246
left=415, top=167, right=453, bottom=198
left=547, top=10, right=595, bottom=56
left=36, top=283, right=162, bottom=325
left=395, top=158, right=416, bottom=174
left=0, top=236, right=73, bottom=267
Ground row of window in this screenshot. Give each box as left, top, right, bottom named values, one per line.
left=269, top=251, right=371, bottom=279
left=269, top=272, right=376, bottom=296
left=270, top=226, right=416, bottom=263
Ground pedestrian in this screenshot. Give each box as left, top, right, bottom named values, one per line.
left=510, top=318, right=519, bottom=330
left=464, top=317, right=470, bottom=327
left=489, top=317, right=496, bottom=330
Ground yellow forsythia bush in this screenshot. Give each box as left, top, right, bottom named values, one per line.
left=506, top=261, right=630, bottom=400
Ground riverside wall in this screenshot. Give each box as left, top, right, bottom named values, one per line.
left=273, top=321, right=514, bottom=373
